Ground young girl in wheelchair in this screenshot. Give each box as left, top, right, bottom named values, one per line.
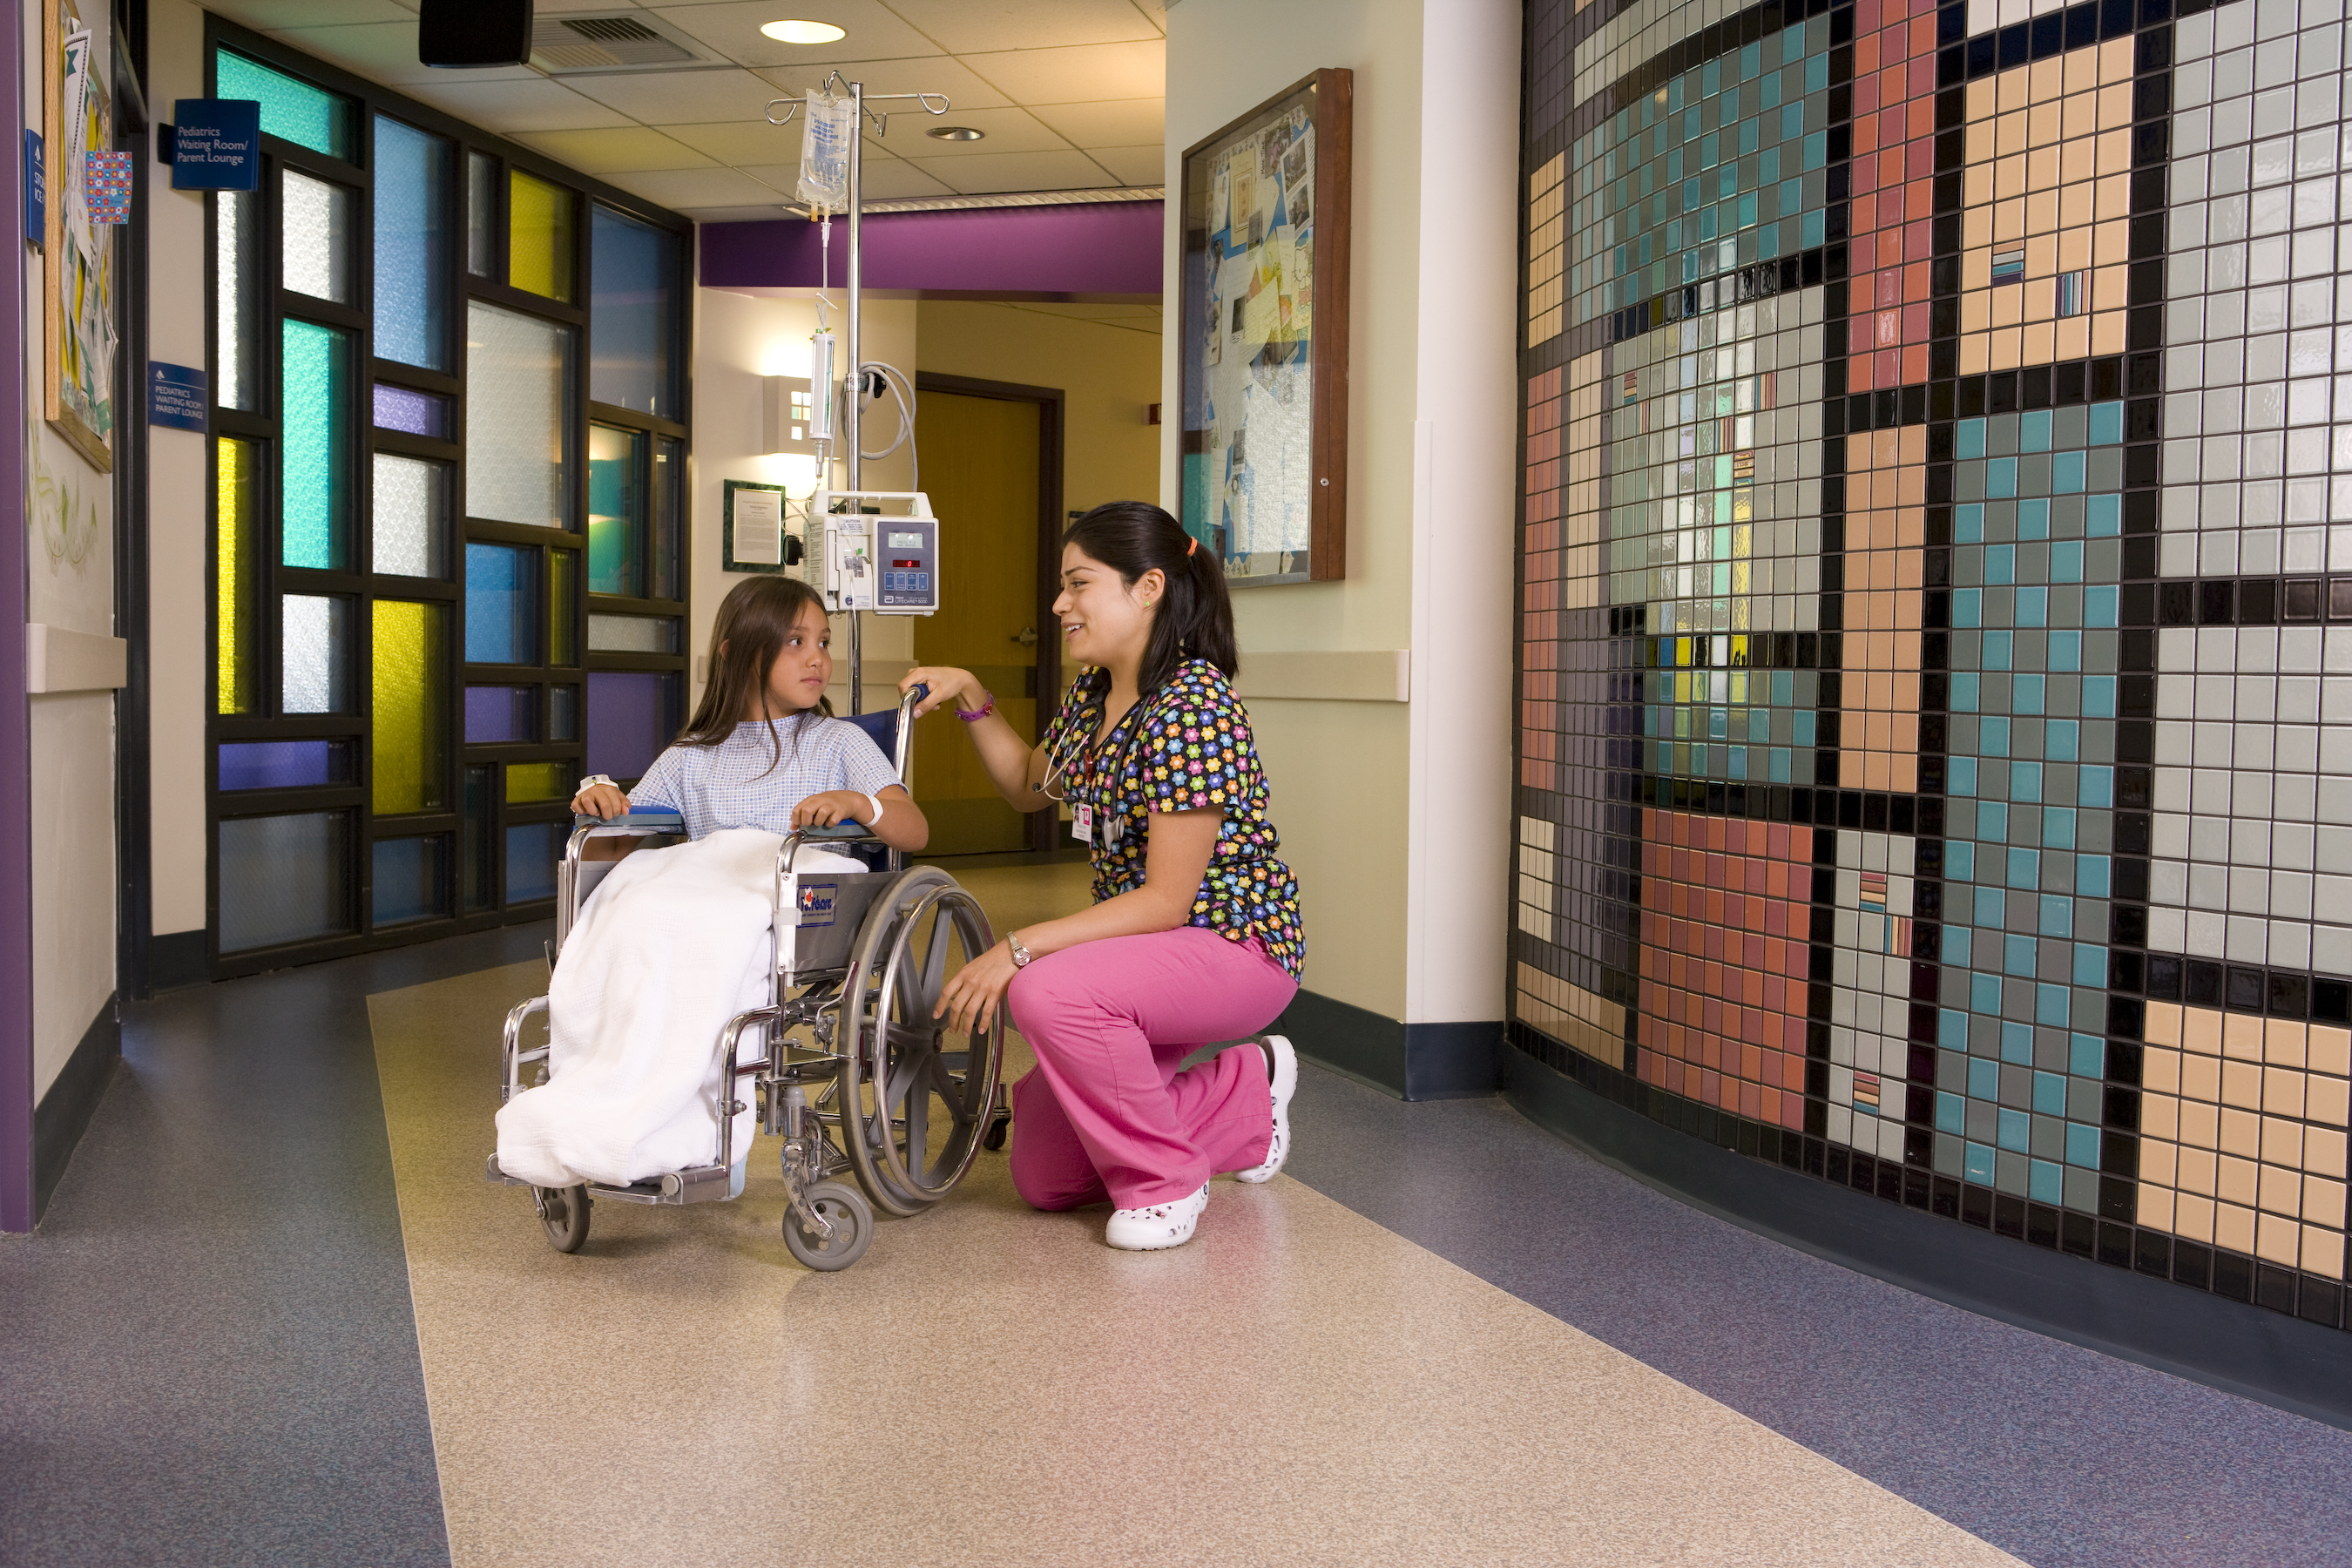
left=494, top=574, right=929, bottom=1197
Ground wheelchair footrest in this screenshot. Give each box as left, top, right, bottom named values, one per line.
left=485, top=1152, right=530, bottom=1186
left=586, top=1164, right=733, bottom=1206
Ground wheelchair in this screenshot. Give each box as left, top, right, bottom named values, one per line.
left=484, top=688, right=1009, bottom=1272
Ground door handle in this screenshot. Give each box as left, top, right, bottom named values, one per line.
left=1012, top=625, right=1040, bottom=647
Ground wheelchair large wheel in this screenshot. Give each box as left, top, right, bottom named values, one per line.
left=534, top=1184, right=591, bottom=1253
left=839, top=877, right=1005, bottom=1217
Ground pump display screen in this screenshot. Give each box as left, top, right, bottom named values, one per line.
left=888, top=531, right=923, bottom=548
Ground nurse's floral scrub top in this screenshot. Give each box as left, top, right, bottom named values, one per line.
left=1043, top=659, right=1306, bottom=977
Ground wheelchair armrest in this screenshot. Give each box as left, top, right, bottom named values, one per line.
left=573, top=809, right=685, bottom=833
left=799, top=821, right=873, bottom=841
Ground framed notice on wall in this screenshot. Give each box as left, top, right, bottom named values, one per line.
left=44, top=0, right=115, bottom=472
left=723, top=479, right=790, bottom=573
left=1178, top=68, right=1352, bottom=587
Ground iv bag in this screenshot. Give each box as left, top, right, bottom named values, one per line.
left=797, top=89, right=855, bottom=213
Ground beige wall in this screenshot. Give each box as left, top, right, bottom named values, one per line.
left=687, top=287, right=916, bottom=718
left=1164, top=0, right=1520, bottom=1028
left=915, top=300, right=1162, bottom=517
left=24, top=0, right=123, bottom=1092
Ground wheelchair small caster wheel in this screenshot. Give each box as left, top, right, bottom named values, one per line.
left=982, top=1112, right=1010, bottom=1152
left=534, top=1185, right=591, bottom=1254
left=783, top=1181, right=873, bottom=1272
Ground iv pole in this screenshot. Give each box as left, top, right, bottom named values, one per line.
left=769, top=77, right=949, bottom=714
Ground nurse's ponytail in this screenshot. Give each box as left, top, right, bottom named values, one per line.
left=1062, top=502, right=1238, bottom=695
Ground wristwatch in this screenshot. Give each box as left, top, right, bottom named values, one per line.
left=1008, top=933, right=1032, bottom=968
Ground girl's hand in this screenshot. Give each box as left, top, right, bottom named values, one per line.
left=901, top=666, right=983, bottom=719
left=571, top=782, right=631, bottom=819
left=791, top=790, right=872, bottom=828
left=936, top=938, right=1019, bottom=1034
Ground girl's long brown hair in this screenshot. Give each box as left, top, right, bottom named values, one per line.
left=677, top=574, right=832, bottom=776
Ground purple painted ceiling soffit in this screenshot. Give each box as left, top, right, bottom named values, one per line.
left=698, top=200, right=1162, bottom=301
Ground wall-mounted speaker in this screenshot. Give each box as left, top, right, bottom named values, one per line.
left=419, top=0, right=533, bottom=68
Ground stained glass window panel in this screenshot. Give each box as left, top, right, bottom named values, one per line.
left=373, top=836, right=449, bottom=926
left=463, top=766, right=493, bottom=911
left=587, top=423, right=644, bottom=596
left=281, top=594, right=350, bottom=713
left=215, top=191, right=256, bottom=410
left=588, top=614, right=678, bottom=653
left=587, top=672, right=677, bottom=782
left=467, top=152, right=497, bottom=278
left=652, top=438, right=683, bottom=601
left=373, top=454, right=448, bottom=578
left=465, top=543, right=535, bottom=665
left=373, top=600, right=448, bottom=814
left=505, top=821, right=564, bottom=902
left=550, top=684, right=579, bottom=741
left=508, top=170, right=574, bottom=302
left=280, top=320, right=352, bottom=569
left=465, top=686, right=537, bottom=744
left=217, top=437, right=257, bottom=715
left=373, top=383, right=450, bottom=438
left=550, top=550, right=578, bottom=666
left=505, top=761, right=572, bottom=804
left=281, top=169, right=353, bottom=304
left=373, top=117, right=450, bottom=371
left=464, top=302, right=573, bottom=528
left=219, top=740, right=353, bottom=790
left=218, top=811, right=355, bottom=952
left=589, top=205, right=678, bottom=416
left=214, top=51, right=353, bottom=160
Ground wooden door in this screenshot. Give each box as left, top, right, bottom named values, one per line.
left=910, top=390, right=1043, bottom=855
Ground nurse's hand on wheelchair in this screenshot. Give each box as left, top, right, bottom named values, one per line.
left=571, top=781, right=632, bottom=820
left=900, top=666, right=984, bottom=718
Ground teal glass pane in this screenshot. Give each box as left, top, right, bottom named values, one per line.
left=465, top=543, right=535, bottom=665
left=280, top=320, right=351, bottom=569
left=373, top=835, right=449, bottom=926
left=505, top=822, right=564, bottom=903
left=589, top=206, right=679, bottom=417
left=374, top=118, right=451, bottom=370
left=214, top=51, right=353, bottom=160
left=587, top=423, right=644, bottom=596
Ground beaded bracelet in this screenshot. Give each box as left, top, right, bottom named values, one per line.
left=956, top=691, right=996, bottom=722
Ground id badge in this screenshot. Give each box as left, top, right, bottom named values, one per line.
left=1073, top=801, right=1094, bottom=843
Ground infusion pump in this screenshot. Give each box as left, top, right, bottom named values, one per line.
left=804, top=490, right=939, bottom=616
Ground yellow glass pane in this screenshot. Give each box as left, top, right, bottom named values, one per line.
left=549, top=548, right=578, bottom=666
left=508, top=171, right=574, bottom=301
left=217, top=438, right=256, bottom=715
left=506, top=760, right=572, bottom=803
left=373, top=600, right=448, bottom=814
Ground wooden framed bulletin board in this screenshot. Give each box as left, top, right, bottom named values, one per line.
left=44, top=0, right=116, bottom=472
left=1177, top=68, right=1351, bottom=587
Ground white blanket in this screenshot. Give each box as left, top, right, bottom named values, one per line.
left=494, top=828, right=865, bottom=1189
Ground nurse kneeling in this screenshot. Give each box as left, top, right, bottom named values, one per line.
left=902, top=502, right=1304, bottom=1251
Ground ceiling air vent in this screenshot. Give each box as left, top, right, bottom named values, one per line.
left=531, top=14, right=703, bottom=72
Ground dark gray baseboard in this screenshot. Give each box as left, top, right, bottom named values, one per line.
left=34, top=1001, right=122, bottom=1222
left=148, top=929, right=207, bottom=992
left=1501, top=1046, right=2352, bottom=1431
left=1274, top=988, right=1502, bottom=1101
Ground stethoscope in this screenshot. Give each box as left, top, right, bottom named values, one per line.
left=1037, top=683, right=1177, bottom=851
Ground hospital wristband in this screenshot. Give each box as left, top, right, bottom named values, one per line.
left=862, top=790, right=887, bottom=825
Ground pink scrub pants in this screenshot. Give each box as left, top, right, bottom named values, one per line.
left=1004, top=926, right=1300, bottom=1211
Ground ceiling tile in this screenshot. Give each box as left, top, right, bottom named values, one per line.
left=599, top=166, right=794, bottom=207
left=752, top=55, right=1011, bottom=112
left=647, top=2, right=941, bottom=68
left=875, top=0, right=1160, bottom=55
left=899, top=148, right=1119, bottom=195
left=395, top=79, right=639, bottom=134
left=561, top=66, right=800, bottom=125
left=514, top=126, right=718, bottom=174
left=653, top=119, right=812, bottom=163
left=1026, top=98, right=1162, bottom=146
left=675, top=203, right=795, bottom=224
left=208, top=0, right=413, bottom=28
left=1077, top=144, right=1163, bottom=185
left=880, top=105, right=1070, bottom=158
left=957, top=40, right=1164, bottom=105
left=734, top=158, right=957, bottom=199
left=263, top=21, right=539, bottom=87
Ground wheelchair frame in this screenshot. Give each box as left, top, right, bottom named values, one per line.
left=484, top=688, right=1008, bottom=1271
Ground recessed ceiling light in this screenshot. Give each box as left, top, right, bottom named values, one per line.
left=927, top=125, right=984, bottom=142
left=760, top=19, right=846, bottom=44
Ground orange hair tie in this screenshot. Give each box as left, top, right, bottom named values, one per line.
left=1186, top=535, right=1198, bottom=558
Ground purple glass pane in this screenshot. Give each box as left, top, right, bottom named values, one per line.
left=219, top=740, right=351, bottom=790
left=464, top=685, right=535, bottom=743
left=587, top=671, right=672, bottom=781
left=373, top=382, right=449, bottom=438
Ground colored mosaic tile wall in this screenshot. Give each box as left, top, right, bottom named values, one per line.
left=1511, top=0, right=2352, bottom=1331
